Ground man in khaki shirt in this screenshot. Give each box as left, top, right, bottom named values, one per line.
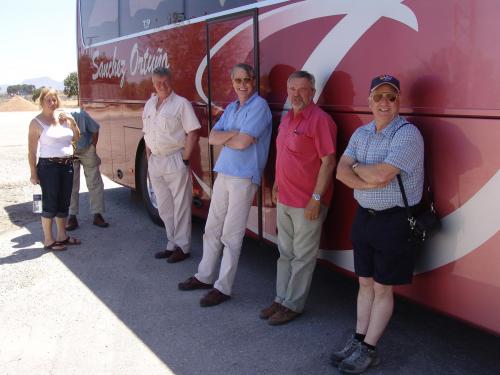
left=142, top=67, right=200, bottom=263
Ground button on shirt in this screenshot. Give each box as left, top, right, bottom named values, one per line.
left=275, top=103, right=337, bottom=208
left=213, top=92, right=272, bottom=186
left=142, top=92, right=201, bottom=156
left=343, top=116, right=424, bottom=210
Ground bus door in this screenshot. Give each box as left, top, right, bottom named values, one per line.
left=206, top=10, right=263, bottom=239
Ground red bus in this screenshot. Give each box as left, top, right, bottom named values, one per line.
left=76, top=0, right=500, bottom=334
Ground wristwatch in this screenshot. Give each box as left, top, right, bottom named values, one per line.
left=312, top=193, right=321, bottom=201
left=182, top=159, right=189, bottom=166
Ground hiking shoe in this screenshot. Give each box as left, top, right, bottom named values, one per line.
left=259, top=302, right=283, bottom=320
left=66, top=215, right=79, bottom=231
left=330, top=335, right=361, bottom=365
left=338, top=344, right=380, bottom=374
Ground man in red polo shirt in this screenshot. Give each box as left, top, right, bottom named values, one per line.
left=260, top=70, right=337, bottom=325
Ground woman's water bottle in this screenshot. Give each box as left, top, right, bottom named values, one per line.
left=33, top=184, right=42, bottom=214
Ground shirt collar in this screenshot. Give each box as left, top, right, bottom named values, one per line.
left=368, top=115, right=402, bottom=137
left=236, top=92, right=258, bottom=107
left=285, top=102, right=316, bottom=121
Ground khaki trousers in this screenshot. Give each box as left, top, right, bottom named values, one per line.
left=148, top=151, right=192, bottom=253
left=275, top=202, right=328, bottom=312
left=195, top=174, right=258, bottom=295
left=69, top=144, right=105, bottom=215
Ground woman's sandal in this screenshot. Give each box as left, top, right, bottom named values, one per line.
left=57, top=237, right=81, bottom=246
left=44, top=242, right=67, bottom=251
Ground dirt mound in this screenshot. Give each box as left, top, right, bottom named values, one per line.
left=0, top=96, right=39, bottom=112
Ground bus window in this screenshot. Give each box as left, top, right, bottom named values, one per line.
left=185, top=0, right=258, bottom=19
left=81, top=0, right=119, bottom=45
left=120, top=0, right=184, bottom=35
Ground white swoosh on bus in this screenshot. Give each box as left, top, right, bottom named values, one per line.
left=195, top=0, right=418, bottom=103
left=319, top=170, right=500, bottom=274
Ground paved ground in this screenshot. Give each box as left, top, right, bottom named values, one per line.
left=0, top=112, right=499, bottom=375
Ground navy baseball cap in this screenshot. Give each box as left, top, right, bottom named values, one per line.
left=370, top=75, right=400, bottom=93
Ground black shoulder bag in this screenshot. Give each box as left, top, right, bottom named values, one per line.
left=396, top=175, right=441, bottom=243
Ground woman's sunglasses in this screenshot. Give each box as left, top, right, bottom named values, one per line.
left=371, top=93, right=398, bottom=103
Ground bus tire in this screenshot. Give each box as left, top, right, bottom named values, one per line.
left=138, top=149, right=163, bottom=226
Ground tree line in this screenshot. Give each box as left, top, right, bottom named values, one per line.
left=4, top=72, right=79, bottom=101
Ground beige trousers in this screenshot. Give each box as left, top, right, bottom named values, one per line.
left=275, top=202, right=328, bottom=312
left=69, top=144, right=105, bottom=215
left=148, top=151, right=192, bottom=253
left=195, top=174, right=258, bottom=295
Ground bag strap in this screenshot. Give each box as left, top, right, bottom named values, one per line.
left=392, top=122, right=437, bottom=226
left=396, top=174, right=416, bottom=228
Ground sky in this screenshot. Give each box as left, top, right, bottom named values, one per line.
left=0, top=0, right=77, bottom=85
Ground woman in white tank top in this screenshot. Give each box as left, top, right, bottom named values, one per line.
left=28, top=88, right=82, bottom=251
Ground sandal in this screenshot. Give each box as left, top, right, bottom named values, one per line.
left=57, top=236, right=81, bottom=245
left=44, top=242, right=67, bottom=251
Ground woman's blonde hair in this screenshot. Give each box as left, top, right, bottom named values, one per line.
left=38, top=87, right=61, bottom=109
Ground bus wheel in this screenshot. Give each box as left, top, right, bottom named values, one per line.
left=138, top=149, right=163, bottom=226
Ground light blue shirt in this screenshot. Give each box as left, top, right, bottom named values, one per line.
left=71, top=110, right=100, bottom=150
left=343, top=115, right=424, bottom=210
left=213, top=92, right=272, bottom=185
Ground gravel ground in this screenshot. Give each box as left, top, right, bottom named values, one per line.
left=0, top=111, right=39, bottom=234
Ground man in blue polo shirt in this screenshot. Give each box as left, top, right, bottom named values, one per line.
left=178, top=63, right=272, bottom=307
left=334, top=75, right=424, bottom=374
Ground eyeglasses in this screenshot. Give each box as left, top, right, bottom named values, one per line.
left=233, top=77, right=253, bottom=84
left=370, top=93, right=398, bottom=102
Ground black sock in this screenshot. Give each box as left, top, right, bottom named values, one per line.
left=362, top=342, right=376, bottom=350
left=354, top=333, right=365, bottom=342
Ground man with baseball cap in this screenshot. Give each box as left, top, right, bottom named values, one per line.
left=333, top=75, right=424, bottom=373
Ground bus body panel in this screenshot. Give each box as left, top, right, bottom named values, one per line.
left=77, top=0, right=500, bottom=334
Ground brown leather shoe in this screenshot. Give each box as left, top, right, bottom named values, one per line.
left=66, top=215, right=79, bottom=231
left=93, top=213, right=109, bottom=228
left=178, top=276, right=213, bottom=291
left=200, top=288, right=231, bottom=307
left=268, top=306, right=301, bottom=326
left=167, top=247, right=190, bottom=263
left=154, top=249, right=173, bottom=259
left=259, top=302, right=283, bottom=320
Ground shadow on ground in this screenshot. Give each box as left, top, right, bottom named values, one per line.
left=2, top=186, right=499, bottom=375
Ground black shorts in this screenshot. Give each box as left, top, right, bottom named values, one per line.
left=351, top=205, right=419, bottom=285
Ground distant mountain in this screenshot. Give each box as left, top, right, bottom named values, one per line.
left=21, top=77, right=64, bottom=91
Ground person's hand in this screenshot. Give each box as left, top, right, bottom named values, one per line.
left=58, top=111, right=69, bottom=124
left=30, top=174, right=39, bottom=185
left=304, top=198, right=321, bottom=220
left=271, top=184, right=278, bottom=205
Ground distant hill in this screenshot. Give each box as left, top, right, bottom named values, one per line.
left=21, top=77, right=64, bottom=90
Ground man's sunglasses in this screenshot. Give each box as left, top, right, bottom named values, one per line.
left=370, top=93, right=398, bottom=103
left=233, top=77, right=253, bottom=84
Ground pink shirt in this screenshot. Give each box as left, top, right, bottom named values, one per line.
left=275, top=103, right=337, bottom=208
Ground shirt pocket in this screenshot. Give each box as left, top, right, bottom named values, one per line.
left=158, top=113, right=180, bottom=131
left=285, top=132, right=314, bottom=155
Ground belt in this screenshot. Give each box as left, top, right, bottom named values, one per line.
left=362, top=206, right=405, bottom=216
left=39, top=157, right=74, bottom=165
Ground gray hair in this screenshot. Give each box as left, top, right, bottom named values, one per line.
left=230, top=63, right=255, bottom=79
left=287, top=70, right=316, bottom=88
left=152, top=66, right=173, bottom=80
